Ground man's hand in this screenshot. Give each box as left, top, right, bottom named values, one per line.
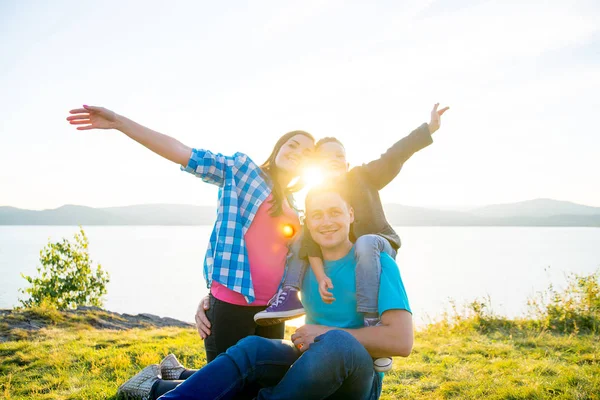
left=291, top=324, right=331, bottom=352
left=318, top=276, right=335, bottom=304
left=195, top=296, right=211, bottom=339
left=428, top=103, right=450, bottom=134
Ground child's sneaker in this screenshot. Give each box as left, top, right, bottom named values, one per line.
left=373, top=357, right=393, bottom=373
left=364, top=316, right=394, bottom=373
left=254, top=287, right=305, bottom=326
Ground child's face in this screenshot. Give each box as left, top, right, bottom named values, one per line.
left=316, top=142, right=348, bottom=177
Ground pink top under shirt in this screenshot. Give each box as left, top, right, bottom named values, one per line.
left=211, top=194, right=301, bottom=306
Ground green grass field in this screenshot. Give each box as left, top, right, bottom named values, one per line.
left=1, top=307, right=599, bottom=400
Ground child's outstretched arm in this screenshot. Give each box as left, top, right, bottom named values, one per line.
left=67, top=105, right=192, bottom=167
left=362, top=103, right=449, bottom=190
left=309, top=256, right=335, bottom=304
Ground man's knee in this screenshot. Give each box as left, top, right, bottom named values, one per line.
left=232, top=336, right=293, bottom=360
left=230, top=335, right=270, bottom=359
left=318, top=330, right=366, bottom=353
left=316, top=330, right=372, bottom=367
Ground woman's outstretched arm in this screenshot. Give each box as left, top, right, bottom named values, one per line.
left=67, top=105, right=192, bottom=167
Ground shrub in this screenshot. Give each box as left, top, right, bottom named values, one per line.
left=527, top=270, right=600, bottom=334
left=19, top=227, right=110, bottom=310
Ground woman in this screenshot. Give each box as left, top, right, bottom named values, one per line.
left=66, top=105, right=314, bottom=389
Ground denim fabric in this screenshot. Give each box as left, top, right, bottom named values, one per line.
left=354, top=234, right=397, bottom=314
left=281, top=232, right=307, bottom=290
left=158, top=330, right=381, bottom=400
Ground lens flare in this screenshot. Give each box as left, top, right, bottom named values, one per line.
left=282, top=224, right=295, bottom=238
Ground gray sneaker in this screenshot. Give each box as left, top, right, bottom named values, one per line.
left=160, top=354, right=186, bottom=380
left=117, top=364, right=161, bottom=400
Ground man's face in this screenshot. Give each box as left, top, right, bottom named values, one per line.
left=316, top=141, right=349, bottom=177
left=305, top=191, right=354, bottom=250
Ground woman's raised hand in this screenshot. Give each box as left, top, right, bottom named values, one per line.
left=67, top=105, right=120, bottom=130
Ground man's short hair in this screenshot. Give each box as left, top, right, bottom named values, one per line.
left=305, top=181, right=351, bottom=213
left=315, top=137, right=345, bottom=150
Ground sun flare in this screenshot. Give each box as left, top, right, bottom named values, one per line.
left=302, top=166, right=325, bottom=189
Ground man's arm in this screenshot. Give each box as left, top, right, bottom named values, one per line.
left=338, top=309, right=413, bottom=357
left=292, top=309, right=413, bottom=358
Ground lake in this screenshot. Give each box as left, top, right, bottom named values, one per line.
left=1, top=226, right=598, bottom=327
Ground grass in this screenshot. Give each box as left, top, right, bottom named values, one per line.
left=1, top=311, right=598, bottom=399
left=3, top=270, right=599, bottom=399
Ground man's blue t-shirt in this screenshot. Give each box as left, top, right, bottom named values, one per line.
left=302, top=246, right=411, bottom=327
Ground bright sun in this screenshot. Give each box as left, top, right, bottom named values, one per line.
left=303, top=166, right=325, bottom=189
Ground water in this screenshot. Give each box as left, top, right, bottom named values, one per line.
left=1, top=226, right=598, bottom=326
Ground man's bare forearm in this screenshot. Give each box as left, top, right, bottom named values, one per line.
left=323, top=309, right=414, bottom=358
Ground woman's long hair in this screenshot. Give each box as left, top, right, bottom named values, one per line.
left=260, top=130, right=314, bottom=217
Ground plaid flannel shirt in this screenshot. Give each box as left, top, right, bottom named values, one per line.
left=181, top=148, right=272, bottom=303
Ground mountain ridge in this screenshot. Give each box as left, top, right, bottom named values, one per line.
left=1, top=199, right=599, bottom=226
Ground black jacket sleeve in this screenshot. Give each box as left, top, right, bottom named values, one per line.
left=360, top=123, right=433, bottom=190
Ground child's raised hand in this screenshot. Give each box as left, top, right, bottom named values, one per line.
left=318, top=276, right=335, bottom=304
left=428, top=103, right=450, bottom=134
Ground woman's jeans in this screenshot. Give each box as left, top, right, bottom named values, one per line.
left=284, top=234, right=397, bottom=314
left=158, top=330, right=382, bottom=400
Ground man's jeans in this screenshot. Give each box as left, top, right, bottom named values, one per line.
left=283, top=234, right=396, bottom=314
left=159, top=330, right=382, bottom=400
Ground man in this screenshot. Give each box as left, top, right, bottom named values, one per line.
left=157, top=183, right=413, bottom=399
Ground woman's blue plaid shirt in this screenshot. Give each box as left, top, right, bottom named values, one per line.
left=181, top=148, right=278, bottom=303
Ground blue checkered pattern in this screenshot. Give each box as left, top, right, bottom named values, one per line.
left=181, top=148, right=272, bottom=303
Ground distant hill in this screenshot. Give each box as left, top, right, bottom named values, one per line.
left=1, top=199, right=599, bottom=226
left=470, top=198, right=600, bottom=218
left=0, top=204, right=216, bottom=226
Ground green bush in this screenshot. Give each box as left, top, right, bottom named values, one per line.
left=431, top=270, right=600, bottom=336
left=528, top=270, right=600, bottom=334
left=19, top=227, right=110, bottom=310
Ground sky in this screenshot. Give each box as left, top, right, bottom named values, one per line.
left=1, top=0, right=599, bottom=210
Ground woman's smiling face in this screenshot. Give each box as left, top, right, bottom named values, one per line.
left=274, top=134, right=314, bottom=175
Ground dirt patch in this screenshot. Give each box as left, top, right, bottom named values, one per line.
left=0, top=306, right=194, bottom=342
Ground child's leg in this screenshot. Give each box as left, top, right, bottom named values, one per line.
left=254, top=233, right=307, bottom=326
left=354, top=234, right=396, bottom=316
left=354, top=234, right=397, bottom=373
left=281, top=232, right=308, bottom=290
